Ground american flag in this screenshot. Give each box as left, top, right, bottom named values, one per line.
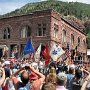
left=65, top=49, right=71, bottom=59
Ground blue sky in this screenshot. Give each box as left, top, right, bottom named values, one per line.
left=0, top=0, right=90, bottom=15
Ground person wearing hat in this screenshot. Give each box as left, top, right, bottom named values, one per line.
left=4, top=61, right=11, bottom=78
left=56, top=72, right=67, bottom=90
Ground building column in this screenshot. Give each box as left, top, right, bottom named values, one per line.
left=8, top=45, right=10, bottom=57
left=17, top=44, right=21, bottom=58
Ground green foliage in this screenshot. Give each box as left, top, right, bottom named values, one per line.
left=2, top=0, right=90, bottom=19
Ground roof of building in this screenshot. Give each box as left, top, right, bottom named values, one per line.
left=0, top=9, right=86, bottom=36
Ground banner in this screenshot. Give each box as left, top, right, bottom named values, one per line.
left=34, top=44, right=41, bottom=62
left=50, top=44, right=65, bottom=61
left=24, top=39, right=34, bottom=55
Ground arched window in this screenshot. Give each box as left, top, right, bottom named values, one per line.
left=62, top=30, right=66, bottom=42
left=21, top=25, right=31, bottom=38
left=3, top=27, right=10, bottom=39
left=83, top=40, right=86, bottom=47
left=71, top=34, right=74, bottom=45
left=78, top=37, right=80, bottom=46
left=54, top=24, right=58, bottom=38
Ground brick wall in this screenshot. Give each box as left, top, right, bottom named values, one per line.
left=0, top=9, right=87, bottom=60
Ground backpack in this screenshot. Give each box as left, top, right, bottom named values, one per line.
left=18, top=82, right=31, bottom=90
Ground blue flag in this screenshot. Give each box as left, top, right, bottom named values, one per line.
left=24, top=39, right=34, bottom=55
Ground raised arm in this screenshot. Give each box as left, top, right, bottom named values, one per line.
left=30, top=66, right=45, bottom=83
left=81, top=74, right=90, bottom=90
left=11, top=67, right=25, bottom=85
left=12, top=67, right=25, bottom=77
left=0, top=68, right=5, bottom=86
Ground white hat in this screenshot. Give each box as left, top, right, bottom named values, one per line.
left=4, top=61, right=10, bottom=65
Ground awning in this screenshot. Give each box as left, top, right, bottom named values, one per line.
left=0, top=45, right=6, bottom=48
left=87, top=50, right=90, bottom=55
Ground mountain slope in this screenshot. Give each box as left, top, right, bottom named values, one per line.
left=2, top=0, right=90, bottom=20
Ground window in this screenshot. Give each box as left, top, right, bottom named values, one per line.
left=62, top=30, right=66, bottom=42
left=78, top=37, right=80, bottom=46
left=3, top=27, right=10, bottom=39
left=37, top=24, right=46, bottom=36
left=21, top=26, right=31, bottom=38
left=83, top=40, right=86, bottom=47
left=71, top=34, right=74, bottom=45
left=54, top=24, right=58, bottom=38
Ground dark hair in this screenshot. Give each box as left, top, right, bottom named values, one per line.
left=4, top=68, right=10, bottom=78
left=49, top=62, right=56, bottom=69
left=56, top=78, right=65, bottom=86
left=21, top=71, right=29, bottom=85
left=69, top=68, right=74, bottom=74
left=75, top=69, right=82, bottom=79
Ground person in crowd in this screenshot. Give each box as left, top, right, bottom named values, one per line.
left=66, top=64, right=75, bottom=90
left=56, top=72, right=67, bottom=90
left=49, top=61, right=56, bottom=70
left=29, top=71, right=38, bottom=83
left=0, top=68, right=5, bottom=90
left=46, top=67, right=56, bottom=85
left=41, top=82, right=56, bottom=90
left=4, top=61, right=12, bottom=78
left=81, top=73, right=90, bottom=90
left=38, top=61, right=44, bottom=74
left=71, top=67, right=89, bottom=90
left=11, top=65, right=45, bottom=90
left=57, top=61, right=63, bottom=73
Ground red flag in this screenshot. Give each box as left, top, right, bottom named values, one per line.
left=42, top=45, right=50, bottom=65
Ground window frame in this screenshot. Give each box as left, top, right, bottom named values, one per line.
left=54, top=24, right=59, bottom=38
left=21, top=25, right=31, bottom=38
left=36, top=23, right=47, bottom=37
left=3, top=27, right=10, bottom=39
left=71, top=34, right=74, bottom=45
left=62, top=30, right=66, bottom=42
left=78, top=37, right=80, bottom=46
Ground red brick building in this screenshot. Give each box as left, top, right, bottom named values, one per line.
left=0, top=9, right=87, bottom=62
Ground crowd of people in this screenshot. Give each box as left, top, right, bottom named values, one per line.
left=0, top=56, right=90, bottom=90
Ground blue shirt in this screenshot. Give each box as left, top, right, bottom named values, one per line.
left=66, top=74, right=74, bottom=90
